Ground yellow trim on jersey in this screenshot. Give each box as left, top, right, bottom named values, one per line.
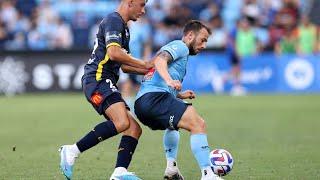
left=96, top=54, right=109, bottom=81
left=106, top=42, right=121, bottom=49
left=95, top=43, right=121, bottom=81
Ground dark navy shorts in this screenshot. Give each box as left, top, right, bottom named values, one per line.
left=82, top=77, right=129, bottom=117
left=230, top=51, right=240, bottom=65
left=134, top=92, right=190, bottom=130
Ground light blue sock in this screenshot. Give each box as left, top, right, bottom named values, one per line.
left=190, top=134, right=211, bottom=169
left=163, top=129, right=180, bottom=160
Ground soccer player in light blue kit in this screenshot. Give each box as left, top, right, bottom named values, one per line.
left=134, top=20, right=223, bottom=180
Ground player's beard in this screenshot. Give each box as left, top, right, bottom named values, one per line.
left=188, top=38, right=197, bottom=56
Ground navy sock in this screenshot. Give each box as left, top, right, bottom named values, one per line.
left=115, top=135, right=138, bottom=169
left=76, top=120, right=118, bottom=152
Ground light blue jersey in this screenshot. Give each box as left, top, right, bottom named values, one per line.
left=136, top=40, right=189, bottom=99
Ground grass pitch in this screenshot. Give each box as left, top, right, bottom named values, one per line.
left=0, top=93, right=320, bottom=180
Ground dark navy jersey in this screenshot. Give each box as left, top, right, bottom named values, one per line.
left=83, top=12, right=130, bottom=83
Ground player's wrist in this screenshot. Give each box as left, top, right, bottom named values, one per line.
left=138, top=59, right=148, bottom=69
left=177, top=93, right=183, bottom=99
left=165, top=78, right=173, bottom=85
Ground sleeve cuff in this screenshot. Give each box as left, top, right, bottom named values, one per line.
left=106, top=42, right=121, bottom=49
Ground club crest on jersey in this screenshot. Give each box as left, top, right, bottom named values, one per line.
left=91, top=92, right=103, bottom=106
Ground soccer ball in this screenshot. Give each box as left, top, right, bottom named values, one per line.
left=209, top=149, right=234, bottom=176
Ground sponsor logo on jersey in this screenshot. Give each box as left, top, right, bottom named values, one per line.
left=142, top=68, right=155, bottom=81
left=105, top=31, right=121, bottom=41
left=91, top=92, right=103, bottom=106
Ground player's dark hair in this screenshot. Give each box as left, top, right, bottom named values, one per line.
left=183, top=20, right=212, bottom=35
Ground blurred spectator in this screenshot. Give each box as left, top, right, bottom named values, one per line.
left=160, top=0, right=180, bottom=14
left=277, top=0, right=300, bottom=29
left=242, top=0, right=260, bottom=25
left=71, top=10, right=89, bottom=49
left=146, top=1, right=165, bottom=24
left=0, top=19, right=9, bottom=49
left=309, top=0, right=320, bottom=25
left=15, top=0, right=37, bottom=16
left=163, top=6, right=181, bottom=27
left=153, top=23, right=171, bottom=50
left=269, top=13, right=286, bottom=49
left=0, top=0, right=318, bottom=52
left=52, top=17, right=73, bottom=50
left=222, top=18, right=254, bottom=96
left=207, top=15, right=227, bottom=49
left=235, top=17, right=260, bottom=57
left=257, top=0, right=282, bottom=27
left=5, top=32, right=26, bottom=50
left=12, top=10, right=30, bottom=34
left=275, top=28, right=297, bottom=54
left=295, top=15, right=318, bottom=54
left=253, top=19, right=270, bottom=51
left=27, top=20, right=49, bottom=50
left=36, top=0, right=58, bottom=26
left=222, top=0, right=243, bottom=30
left=182, top=0, right=207, bottom=18
left=199, top=1, right=220, bottom=22
left=0, top=0, right=18, bottom=31
left=88, top=17, right=100, bottom=48
left=129, top=17, right=152, bottom=60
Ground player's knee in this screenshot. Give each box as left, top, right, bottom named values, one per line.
left=114, top=118, right=130, bottom=132
left=198, top=118, right=206, bottom=132
left=190, top=117, right=206, bottom=134
left=121, top=119, right=131, bottom=131
left=128, top=122, right=142, bottom=138
left=132, top=124, right=142, bottom=138
left=121, top=120, right=142, bottom=139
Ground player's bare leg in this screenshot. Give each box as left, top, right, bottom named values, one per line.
left=178, top=106, right=223, bottom=180
left=121, top=111, right=142, bottom=139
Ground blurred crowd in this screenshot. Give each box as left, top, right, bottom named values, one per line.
left=0, top=0, right=319, bottom=55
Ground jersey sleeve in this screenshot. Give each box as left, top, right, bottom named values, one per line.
left=102, top=17, right=124, bottom=49
left=160, top=41, right=189, bottom=61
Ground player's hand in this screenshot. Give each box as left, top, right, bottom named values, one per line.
left=143, top=60, right=154, bottom=69
left=178, top=90, right=196, bottom=99
left=166, top=79, right=182, bottom=91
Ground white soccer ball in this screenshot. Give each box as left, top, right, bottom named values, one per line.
left=209, top=149, right=234, bottom=176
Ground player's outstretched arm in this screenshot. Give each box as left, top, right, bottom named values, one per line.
left=121, top=64, right=149, bottom=75
left=154, top=51, right=181, bottom=91
left=107, top=45, right=153, bottom=69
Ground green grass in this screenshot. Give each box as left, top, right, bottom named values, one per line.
left=0, top=94, right=320, bottom=180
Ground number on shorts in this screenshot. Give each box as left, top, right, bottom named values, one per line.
left=106, top=79, right=117, bottom=92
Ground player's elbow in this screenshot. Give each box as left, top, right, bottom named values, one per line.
left=154, top=57, right=165, bottom=70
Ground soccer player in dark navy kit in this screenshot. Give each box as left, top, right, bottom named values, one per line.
left=135, top=21, right=223, bottom=180
left=59, top=1, right=152, bottom=180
